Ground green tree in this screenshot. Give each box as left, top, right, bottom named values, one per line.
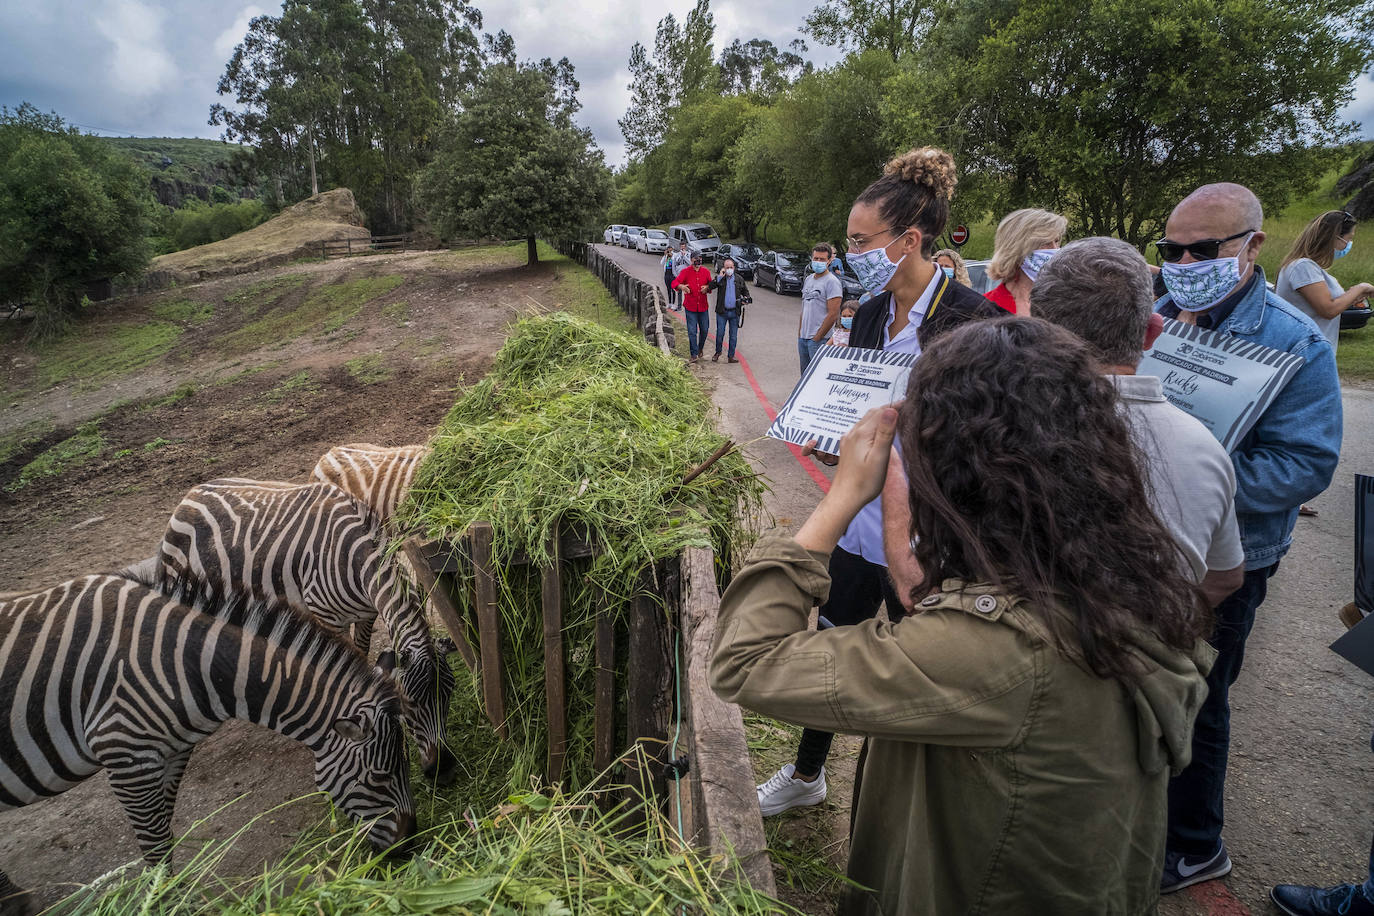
left=892, top=0, right=1374, bottom=244
left=210, top=0, right=483, bottom=231
left=415, top=61, right=611, bottom=264
left=0, top=105, right=153, bottom=338
left=804, top=0, right=931, bottom=61
left=640, top=96, right=762, bottom=238
left=718, top=38, right=812, bottom=98
left=618, top=0, right=719, bottom=157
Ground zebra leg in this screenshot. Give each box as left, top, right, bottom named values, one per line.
left=0, top=870, right=33, bottom=916
left=160, top=746, right=194, bottom=813
left=352, top=618, right=375, bottom=655
left=103, top=754, right=180, bottom=863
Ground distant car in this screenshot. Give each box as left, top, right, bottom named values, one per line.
left=621, top=226, right=645, bottom=249
left=1342, top=302, right=1372, bottom=331
left=753, top=250, right=807, bottom=296
left=603, top=224, right=626, bottom=245
left=963, top=259, right=994, bottom=295
left=637, top=228, right=670, bottom=254
left=668, top=222, right=722, bottom=258
left=830, top=259, right=865, bottom=300
left=714, top=243, right=763, bottom=279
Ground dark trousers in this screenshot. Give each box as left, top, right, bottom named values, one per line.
left=1166, top=563, right=1277, bottom=856
left=714, top=310, right=739, bottom=358
left=794, top=547, right=903, bottom=779
left=684, top=309, right=709, bottom=358
left=664, top=270, right=677, bottom=305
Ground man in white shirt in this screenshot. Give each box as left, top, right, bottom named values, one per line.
left=798, top=243, right=844, bottom=374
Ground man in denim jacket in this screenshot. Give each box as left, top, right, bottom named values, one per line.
left=1154, top=183, right=1343, bottom=894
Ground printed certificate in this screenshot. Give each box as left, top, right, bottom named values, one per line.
left=767, top=345, right=917, bottom=453
left=1138, top=319, right=1305, bottom=453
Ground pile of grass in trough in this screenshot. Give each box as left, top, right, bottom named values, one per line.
left=61, top=782, right=793, bottom=915
left=396, top=312, right=766, bottom=789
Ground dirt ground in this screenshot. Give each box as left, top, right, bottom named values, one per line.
left=0, top=245, right=588, bottom=907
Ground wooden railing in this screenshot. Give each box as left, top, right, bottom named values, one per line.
left=319, top=234, right=413, bottom=259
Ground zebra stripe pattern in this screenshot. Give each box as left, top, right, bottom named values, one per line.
left=312, top=443, right=430, bottom=522
left=0, top=574, right=415, bottom=899
left=154, top=478, right=456, bottom=781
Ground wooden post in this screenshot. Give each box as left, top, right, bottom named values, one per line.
left=626, top=568, right=675, bottom=809
left=542, top=533, right=568, bottom=783
left=679, top=546, right=774, bottom=894
left=593, top=590, right=616, bottom=775
left=402, top=538, right=477, bottom=672
left=470, top=522, right=506, bottom=738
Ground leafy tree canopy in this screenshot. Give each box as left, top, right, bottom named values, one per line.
left=618, top=0, right=718, bottom=158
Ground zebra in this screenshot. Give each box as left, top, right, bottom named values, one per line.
left=151, top=478, right=457, bottom=783
left=311, top=443, right=430, bottom=522
left=0, top=573, right=415, bottom=912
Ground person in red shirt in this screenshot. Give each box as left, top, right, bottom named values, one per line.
left=984, top=208, right=1067, bottom=314
left=672, top=252, right=713, bottom=363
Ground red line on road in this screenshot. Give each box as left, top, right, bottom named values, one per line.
left=667, top=306, right=831, bottom=493
left=1186, top=880, right=1252, bottom=916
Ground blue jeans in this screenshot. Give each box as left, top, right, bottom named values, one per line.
left=798, top=337, right=822, bottom=375
left=1166, top=563, right=1276, bottom=856
left=663, top=271, right=677, bottom=306
left=685, top=309, right=709, bottom=358
left=714, top=310, right=739, bottom=358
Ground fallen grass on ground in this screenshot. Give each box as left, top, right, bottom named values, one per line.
left=344, top=354, right=392, bottom=384
left=23, top=319, right=184, bottom=394
left=6, top=421, right=104, bottom=492
left=0, top=419, right=55, bottom=465
left=221, top=275, right=404, bottom=353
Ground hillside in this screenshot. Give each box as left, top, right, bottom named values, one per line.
left=97, top=136, right=257, bottom=207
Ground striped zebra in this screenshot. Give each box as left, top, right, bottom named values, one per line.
left=0, top=573, right=415, bottom=910
left=312, top=443, right=430, bottom=522
left=152, top=478, right=457, bottom=782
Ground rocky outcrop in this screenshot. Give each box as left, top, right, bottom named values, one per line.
left=142, top=188, right=370, bottom=289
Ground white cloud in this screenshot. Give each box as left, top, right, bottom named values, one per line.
left=214, top=5, right=267, bottom=64
left=94, top=0, right=175, bottom=96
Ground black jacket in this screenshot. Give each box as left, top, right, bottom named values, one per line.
left=850, top=271, right=1002, bottom=351
left=707, top=274, right=752, bottom=315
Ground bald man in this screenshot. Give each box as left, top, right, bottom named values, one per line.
left=1154, top=183, right=1342, bottom=895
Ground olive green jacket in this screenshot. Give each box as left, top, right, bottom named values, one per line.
left=709, top=535, right=1214, bottom=916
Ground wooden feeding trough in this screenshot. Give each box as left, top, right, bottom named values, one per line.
left=399, top=510, right=775, bottom=894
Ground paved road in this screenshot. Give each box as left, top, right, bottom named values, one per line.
left=595, top=243, right=1374, bottom=915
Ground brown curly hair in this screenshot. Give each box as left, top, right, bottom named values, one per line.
left=897, top=316, right=1210, bottom=684
left=854, top=147, right=957, bottom=258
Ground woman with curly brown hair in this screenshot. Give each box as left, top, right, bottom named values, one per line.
left=711, top=317, right=1214, bottom=915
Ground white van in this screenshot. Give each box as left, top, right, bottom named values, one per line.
left=668, top=222, right=721, bottom=258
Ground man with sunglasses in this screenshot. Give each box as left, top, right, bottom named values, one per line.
left=1153, top=183, right=1342, bottom=897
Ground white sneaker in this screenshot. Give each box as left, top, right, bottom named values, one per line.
left=756, top=764, right=827, bottom=816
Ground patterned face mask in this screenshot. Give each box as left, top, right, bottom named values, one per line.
left=848, top=235, right=907, bottom=294
left=1160, top=234, right=1253, bottom=312
left=1019, top=248, right=1059, bottom=282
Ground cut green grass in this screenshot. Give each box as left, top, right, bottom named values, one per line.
left=344, top=354, right=392, bottom=384
left=224, top=274, right=309, bottom=318
left=6, top=421, right=104, bottom=491
left=381, top=300, right=410, bottom=325
left=265, top=370, right=319, bottom=402
left=222, top=275, right=404, bottom=352
left=151, top=298, right=215, bottom=323
left=0, top=419, right=56, bottom=465
left=29, top=320, right=184, bottom=392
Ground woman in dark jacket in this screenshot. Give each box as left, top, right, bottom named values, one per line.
left=706, top=257, right=751, bottom=362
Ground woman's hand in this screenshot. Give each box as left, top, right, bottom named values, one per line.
left=795, top=406, right=899, bottom=554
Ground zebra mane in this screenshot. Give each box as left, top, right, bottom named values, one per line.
left=120, top=571, right=403, bottom=707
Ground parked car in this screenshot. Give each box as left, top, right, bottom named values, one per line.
left=668, top=222, right=721, bottom=259
left=637, top=228, right=670, bottom=254
left=1342, top=302, right=1372, bottom=331
left=753, top=250, right=807, bottom=296
left=713, top=243, right=763, bottom=279
left=830, top=258, right=866, bottom=300
left=603, top=224, right=626, bottom=245
left=621, top=226, right=645, bottom=249
left=963, top=258, right=994, bottom=295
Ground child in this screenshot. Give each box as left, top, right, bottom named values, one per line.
left=829, top=301, right=859, bottom=347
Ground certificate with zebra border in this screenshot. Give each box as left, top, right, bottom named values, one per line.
left=767, top=345, right=918, bottom=454
left=1138, top=319, right=1306, bottom=453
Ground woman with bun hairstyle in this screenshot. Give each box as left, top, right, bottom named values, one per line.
left=752, top=147, right=1002, bottom=819
left=984, top=208, right=1068, bottom=314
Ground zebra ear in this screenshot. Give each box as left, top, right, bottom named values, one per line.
left=375, top=650, right=398, bottom=676
left=332, top=714, right=371, bottom=742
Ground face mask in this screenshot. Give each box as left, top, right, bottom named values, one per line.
left=723, top=268, right=734, bottom=277
left=1335, top=239, right=1353, bottom=260
left=1160, top=234, right=1253, bottom=312
left=1020, top=249, right=1058, bottom=282
left=847, top=235, right=907, bottom=295
left=811, top=260, right=829, bottom=274
left=839, top=316, right=853, bottom=330
left=941, top=266, right=955, bottom=278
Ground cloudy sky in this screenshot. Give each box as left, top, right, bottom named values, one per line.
left=1, top=0, right=1371, bottom=168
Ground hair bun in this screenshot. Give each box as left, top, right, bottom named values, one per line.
left=884, top=147, right=957, bottom=202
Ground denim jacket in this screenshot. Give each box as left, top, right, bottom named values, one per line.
left=1157, top=268, right=1342, bottom=570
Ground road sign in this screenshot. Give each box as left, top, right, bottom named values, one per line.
left=950, top=225, right=970, bottom=247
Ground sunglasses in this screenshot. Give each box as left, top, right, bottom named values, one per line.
left=1154, top=229, right=1256, bottom=263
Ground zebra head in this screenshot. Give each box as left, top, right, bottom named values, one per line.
left=397, top=636, right=459, bottom=784
left=313, top=653, right=417, bottom=851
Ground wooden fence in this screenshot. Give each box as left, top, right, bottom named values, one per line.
left=319, top=234, right=413, bottom=259
left=557, top=240, right=665, bottom=330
